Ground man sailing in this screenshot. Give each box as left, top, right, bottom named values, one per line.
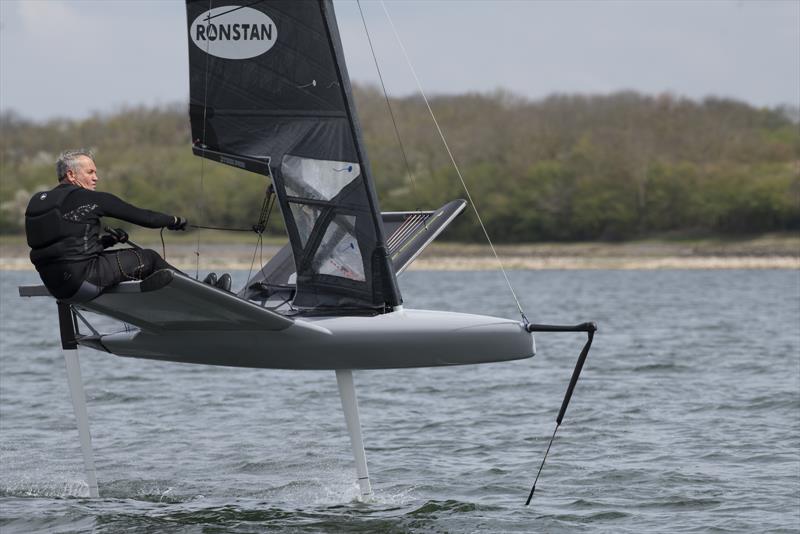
left=25, top=149, right=231, bottom=301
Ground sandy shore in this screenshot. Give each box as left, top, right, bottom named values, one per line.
left=2, top=237, right=797, bottom=271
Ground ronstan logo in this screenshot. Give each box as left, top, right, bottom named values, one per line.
left=190, top=6, right=277, bottom=60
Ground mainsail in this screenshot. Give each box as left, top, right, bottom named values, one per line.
left=186, top=0, right=401, bottom=310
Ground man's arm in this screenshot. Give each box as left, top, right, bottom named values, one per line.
left=93, top=191, right=176, bottom=228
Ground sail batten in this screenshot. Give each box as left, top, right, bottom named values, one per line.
left=198, top=110, right=348, bottom=118
left=186, top=0, right=402, bottom=310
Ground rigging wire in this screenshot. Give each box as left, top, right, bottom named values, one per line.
left=379, top=0, right=528, bottom=322
left=355, top=0, right=422, bottom=218
left=201, top=0, right=263, bottom=22
left=195, top=0, right=214, bottom=280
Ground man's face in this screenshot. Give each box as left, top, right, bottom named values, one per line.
left=66, top=156, right=99, bottom=190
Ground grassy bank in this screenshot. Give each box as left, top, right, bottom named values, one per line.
left=3, top=93, right=798, bottom=240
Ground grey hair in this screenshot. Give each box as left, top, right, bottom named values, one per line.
left=56, top=149, right=95, bottom=182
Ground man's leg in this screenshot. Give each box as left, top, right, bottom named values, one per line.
left=137, top=249, right=177, bottom=275
left=87, top=249, right=180, bottom=287
left=112, top=250, right=229, bottom=290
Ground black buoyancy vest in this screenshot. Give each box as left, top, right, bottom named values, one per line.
left=25, top=185, right=104, bottom=268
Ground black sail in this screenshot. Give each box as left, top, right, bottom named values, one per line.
left=186, top=0, right=401, bottom=310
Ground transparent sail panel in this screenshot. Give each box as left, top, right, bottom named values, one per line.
left=282, top=155, right=361, bottom=201
left=312, top=215, right=365, bottom=281
left=289, top=203, right=321, bottom=247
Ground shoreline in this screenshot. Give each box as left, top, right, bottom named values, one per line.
left=1, top=240, right=797, bottom=271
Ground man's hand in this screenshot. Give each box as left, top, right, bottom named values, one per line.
left=100, top=227, right=129, bottom=248
left=168, top=216, right=188, bottom=231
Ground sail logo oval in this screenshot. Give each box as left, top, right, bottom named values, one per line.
left=190, top=6, right=277, bottom=60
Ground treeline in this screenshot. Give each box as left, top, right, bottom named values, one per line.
left=1, top=88, right=798, bottom=241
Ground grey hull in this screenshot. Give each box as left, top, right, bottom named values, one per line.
left=99, top=308, right=535, bottom=370
left=21, top=273, right=535, bottom=370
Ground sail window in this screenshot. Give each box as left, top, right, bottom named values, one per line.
left=289, top=203, right=321, bottom=247
left=282, top=155, right=361, bottom=201
left=312, top=215, right=365, bottom=281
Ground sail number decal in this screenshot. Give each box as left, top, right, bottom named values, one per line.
left=191, top=6, right=277, bottom=60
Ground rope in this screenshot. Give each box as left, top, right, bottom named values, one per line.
left=188, top=183, right=274, bottom=290
left=245, top=186, right=275, bottom=289
left=380, top=0, right=528, bottom=322
left=253, top=183, right=275, bottom=234
left=246, top=233, right=264, bottom=289
left=190, top=224, right=252, bottom=232
left=356, top=0, right=423, bottom=222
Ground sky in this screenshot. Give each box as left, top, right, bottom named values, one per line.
left=1, top=0, right=798, bottom=122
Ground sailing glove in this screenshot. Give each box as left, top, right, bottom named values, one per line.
left=100, top=228, right=129, bottom=248
left=168, top=216, right=188, bottom=231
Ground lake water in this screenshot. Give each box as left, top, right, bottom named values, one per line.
left=1, top=269, right=798, bottom=533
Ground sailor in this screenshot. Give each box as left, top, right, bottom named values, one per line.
left=24, top=149, right=231, bottom=301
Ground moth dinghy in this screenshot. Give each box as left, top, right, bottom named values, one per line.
left=19, top=0, right=596, bottom=503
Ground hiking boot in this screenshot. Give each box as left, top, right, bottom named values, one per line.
left=216, top=273, right=232, bottom=292
left=202, top=272, right=217, bottom=286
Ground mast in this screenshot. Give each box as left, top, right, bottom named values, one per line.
left=320, top=0, right=401, bottom=307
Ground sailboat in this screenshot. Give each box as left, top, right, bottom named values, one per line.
left=19, top=0, right=595, bottom=502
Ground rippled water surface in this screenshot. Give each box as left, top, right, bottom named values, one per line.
left=1, top=269, right=798, bottom=532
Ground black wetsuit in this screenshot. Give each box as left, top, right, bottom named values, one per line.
left=25, top=183, right=178, bottom=300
